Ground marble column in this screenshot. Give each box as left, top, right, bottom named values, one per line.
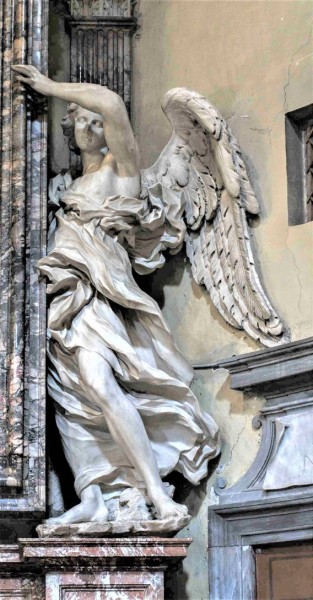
left=0, top=0, right=48, bottom=521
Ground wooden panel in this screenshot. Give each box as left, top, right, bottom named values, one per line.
left=256, top=544, right=313, bottom=600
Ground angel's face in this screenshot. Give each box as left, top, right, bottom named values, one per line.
left=74, top=107, right=106, bottom=153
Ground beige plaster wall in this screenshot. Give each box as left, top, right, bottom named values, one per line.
left=133, top=0, right=313, bottom=361
left=47, top=3, right=312, bottom=597
left=133, top=2, right=313, bottom=598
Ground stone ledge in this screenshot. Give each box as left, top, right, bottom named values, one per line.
left=200, top=337, right=313, bottom=395
left=0, top=537, right=192, bottom=598
left=36, top=514, right=191, bottom=538
left=17, top=536, right=192, bottom=567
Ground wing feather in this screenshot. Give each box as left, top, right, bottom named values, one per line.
left=186, top=228, right=239, bottom=328
left=211, top=129, right=241, bottom=198
left=141, top=87, right=288, bottom=346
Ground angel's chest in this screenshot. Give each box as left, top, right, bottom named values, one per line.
left=71, top=169, right=140, bottom=201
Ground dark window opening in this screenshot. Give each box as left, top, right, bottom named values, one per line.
left=285, top=104, right=313, bottom=225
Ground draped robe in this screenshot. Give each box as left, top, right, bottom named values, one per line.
left=38, top=173, right=220, bottom=500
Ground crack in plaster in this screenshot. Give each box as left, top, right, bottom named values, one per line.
left=250, top=122, right=273, bottom=150
left=280, top=25, right=312, bottom=336
left=244, top=25, right=313, bottom=151
left=217, top=416, right=248, bottom=473
left=269, top=25, right=313, bottom=141
left=285, top=228, right=303, bottom=335
left=214, top=25, right=312, bottom=152
left=243, top=28, right=312, bottom=334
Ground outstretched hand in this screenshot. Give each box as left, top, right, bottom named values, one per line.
left=11, top=64, right=54, bottom=96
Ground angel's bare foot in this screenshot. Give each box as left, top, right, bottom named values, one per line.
left=149, top=487, right=189, bottom=520
left=45, top=484, right=108, bottom=525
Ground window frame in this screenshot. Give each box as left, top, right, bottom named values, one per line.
left=285, top=104, right=313, bottom=226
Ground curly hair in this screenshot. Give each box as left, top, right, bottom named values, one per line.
left=61, top=102, right=80, bottom=154
left=61, top=102, right=108, bottom=158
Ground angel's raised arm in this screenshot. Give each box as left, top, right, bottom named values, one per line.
left=12, top=64, right=139, bottom=176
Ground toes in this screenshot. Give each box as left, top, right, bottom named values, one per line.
left=45, top=516, right=62, bottom=525
left=158, top=502, right=189, bottom=520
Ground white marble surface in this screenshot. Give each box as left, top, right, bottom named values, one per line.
left=263, top=409, right=313, bottom=490
left=13, top=65, right=222, bottom=531
left=12, top=64, right=286, bottom=533
left=37, top=515, right=191, bottom=538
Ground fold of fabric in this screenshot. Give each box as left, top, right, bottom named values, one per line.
left=40, top=174, right=220, bottom=499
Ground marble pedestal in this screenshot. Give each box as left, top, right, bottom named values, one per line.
left=0, top=536, right=191, bottom=599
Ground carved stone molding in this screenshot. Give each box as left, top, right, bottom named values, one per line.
left=0, top=577, right=43, bottom=600
left=70, top=0, right=133, bottom=18
left=214, top=337, right=313, bottom=501
left=208, top=501, right=313, bottom=600
left=208, top=337, right=313, bottom=599
left=65, top=0, right=137, bottom=174
left=0, top=537, right=191, bottom=599
left=69, top=18, right=135, bottom=102
left=216, top=336, right=313, bottom=396
left=68, top=0, right=137, bottom=112
left=0, top=0, right=48, bottom=514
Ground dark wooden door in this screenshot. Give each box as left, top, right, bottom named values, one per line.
left=256, top=543, right=313, bottom=600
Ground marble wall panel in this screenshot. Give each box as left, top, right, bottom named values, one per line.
left=45, top=571, right=163, bottom=600
left=0, top=537, right=190, bottom=599
left=0, top=577, right=44, bottom=600
left=0, top=0, right=48, bottom=515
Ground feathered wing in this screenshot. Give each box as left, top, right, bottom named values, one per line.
left=141, top=88, right=288, bottom=347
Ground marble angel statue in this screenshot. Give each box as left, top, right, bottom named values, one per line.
left=12, top=64, right=286, bottom=530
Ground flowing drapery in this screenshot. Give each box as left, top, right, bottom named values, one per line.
left=39, top=175, right=220, bottom=499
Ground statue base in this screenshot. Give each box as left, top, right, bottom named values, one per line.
left=36, top=514, right=191, bottom=537
left=0, top=537, right=192, bottom=599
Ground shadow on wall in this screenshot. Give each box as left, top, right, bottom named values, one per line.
left=168, top=455, right=221, bottom=518
left=164, top=458, right=220, bottom=600
left=47, top=397, right=79, bottom=517
left=134, top=249, right=186, bottom=309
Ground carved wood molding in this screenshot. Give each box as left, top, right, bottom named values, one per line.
left=0, top=0, right=48, bottom=512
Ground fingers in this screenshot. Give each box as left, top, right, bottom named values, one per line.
left=11, top=64, right=38, bottom=76
left=12, top=64, right=38, bottom=87
left=15, top=75, right=32, bottom=84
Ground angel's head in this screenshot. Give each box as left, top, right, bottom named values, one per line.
left=61, top=103, right=108, bottom=156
